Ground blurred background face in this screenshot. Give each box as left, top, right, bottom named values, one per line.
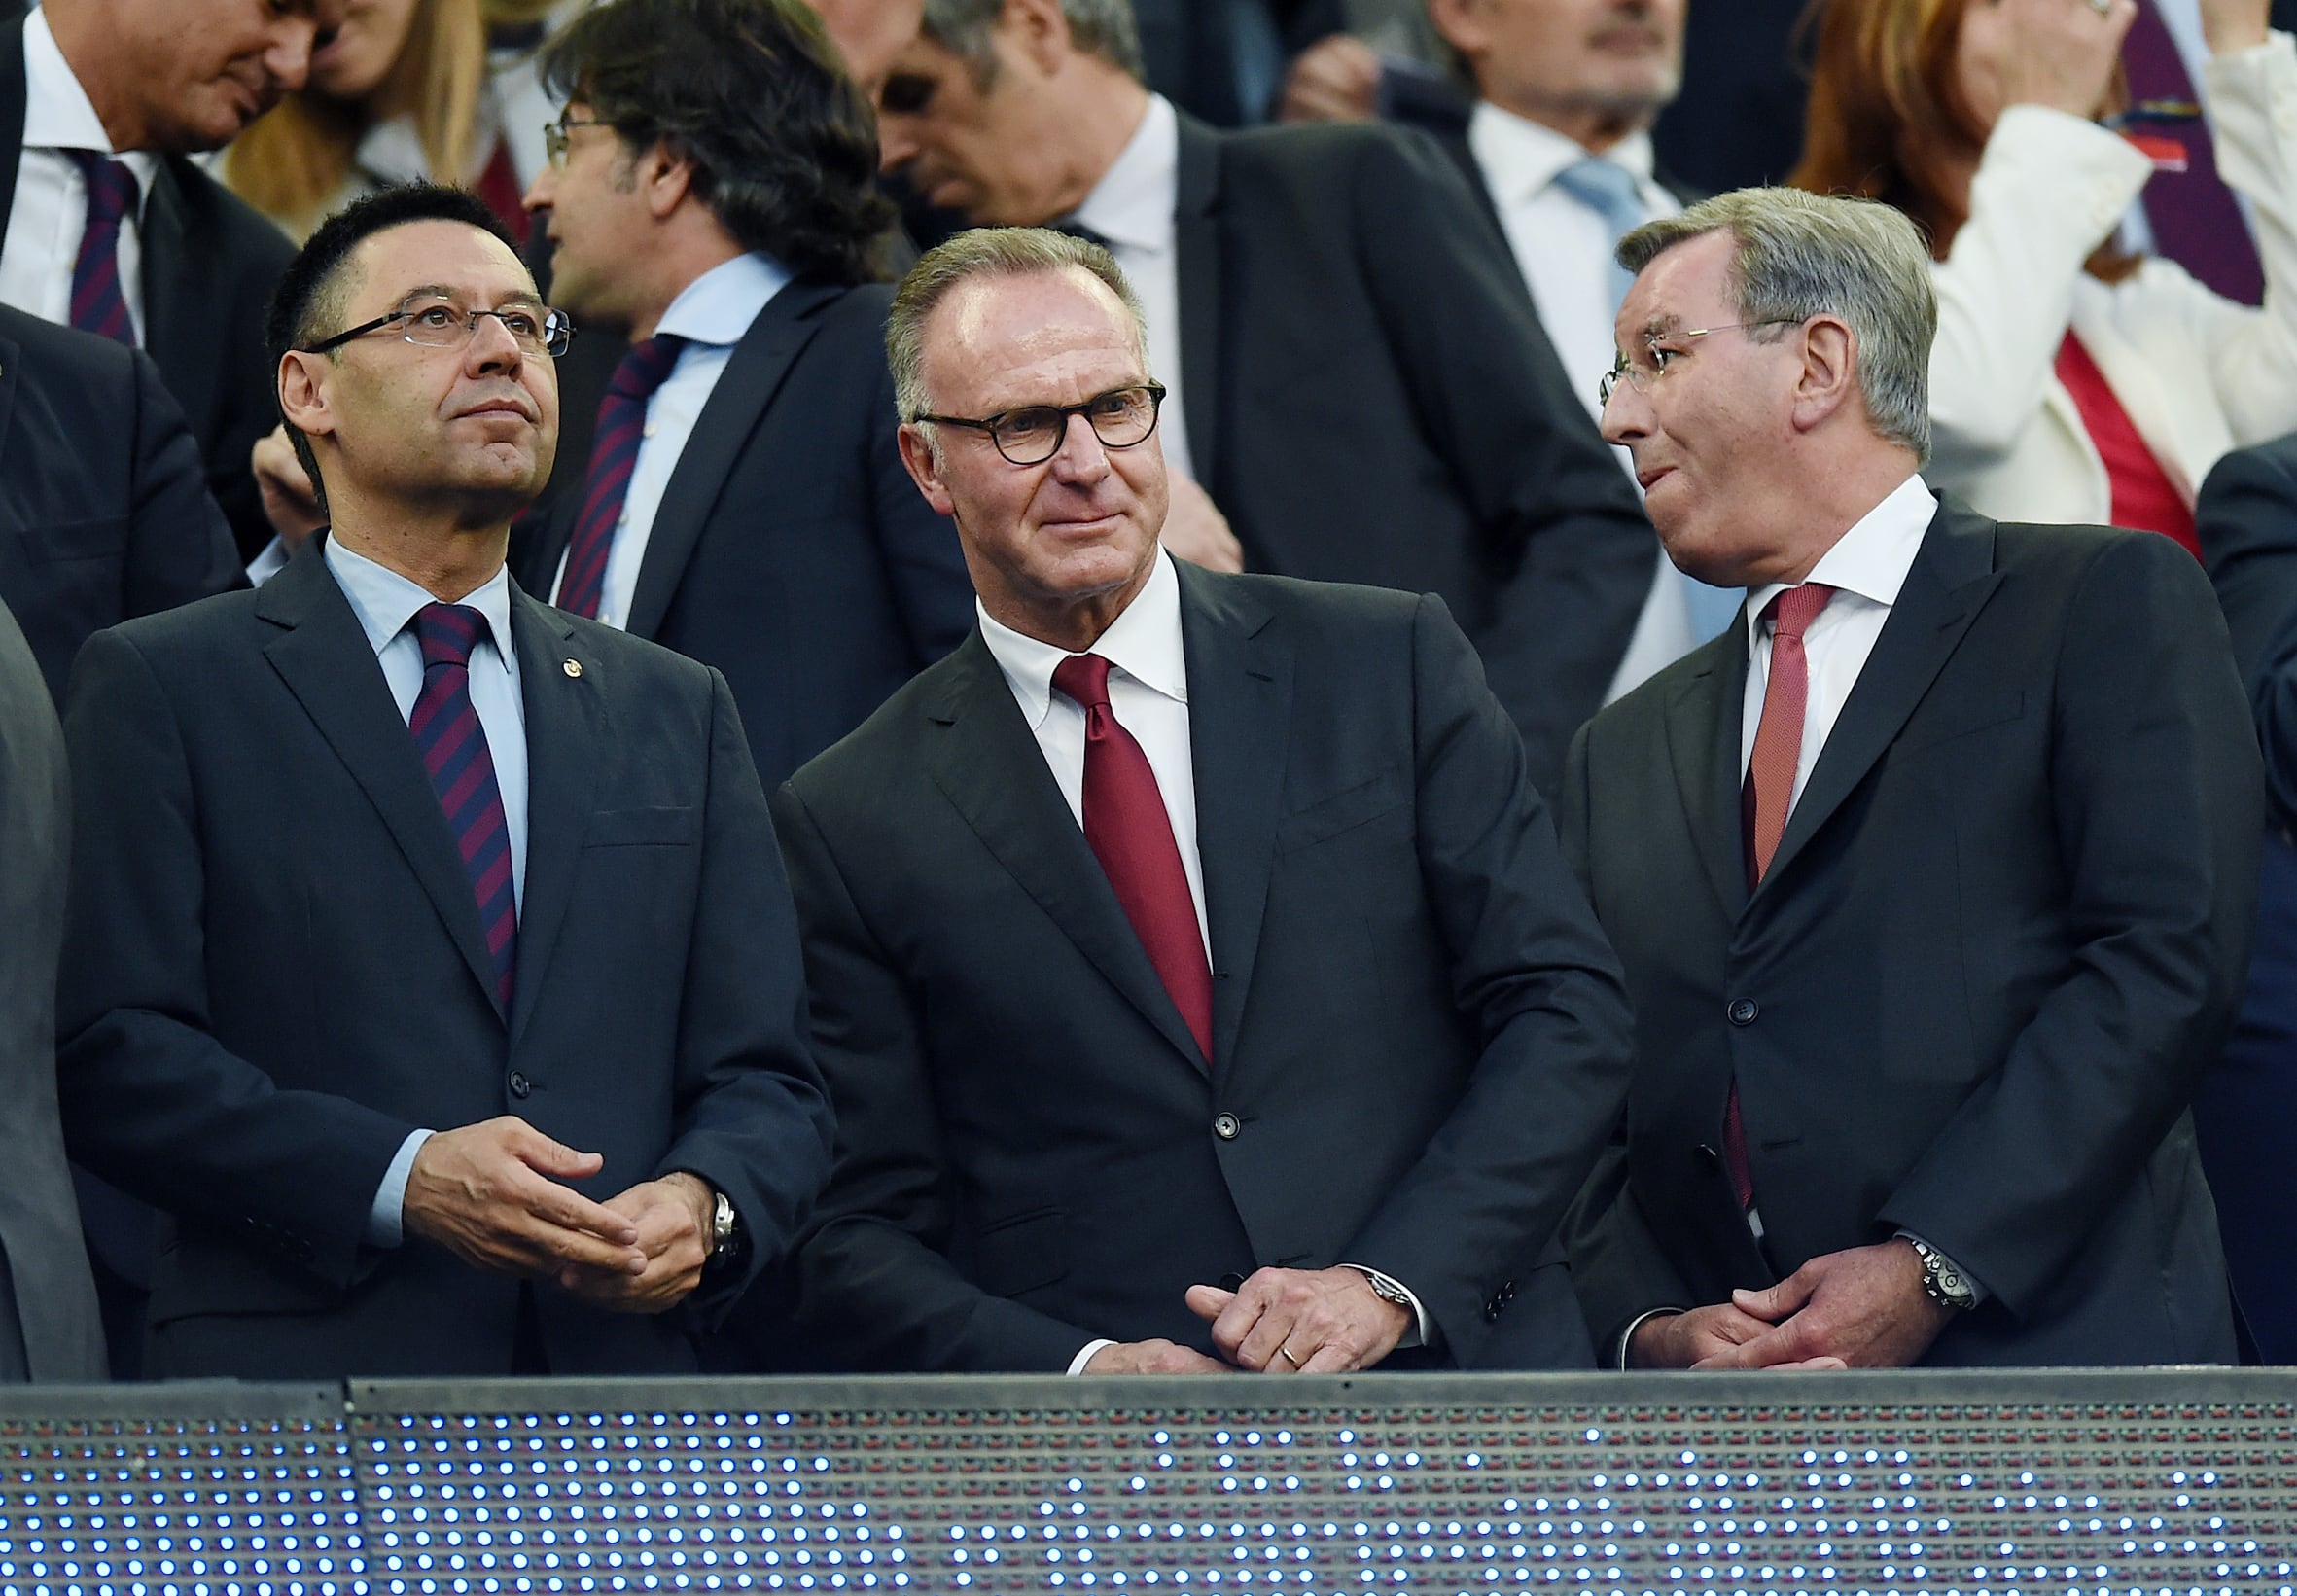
left=809, top=0, right=927, bottom=97
left=1438, top=0, right=1684, bottom=130
left=104, top=0, right=323, bottom=150
left=521, top=105, right=653, bottom=327
left=877, top=33, right=1066, bottom=223
left=308, top=0, right=424, bottom=102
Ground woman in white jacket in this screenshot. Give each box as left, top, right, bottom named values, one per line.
left=1793, top=0, right=2296, bottom=550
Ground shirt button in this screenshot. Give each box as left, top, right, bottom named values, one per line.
left=1727, top=998, right=1759, bottom=1026
left=509, top=1071, right=531, bottom=1100
left=643, top=422, right=657, bottom=438
left=1213, top=1113, right=1241, bottom=1141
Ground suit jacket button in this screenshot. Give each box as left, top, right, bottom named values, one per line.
left=1695, top=1143, right=1721, bottom=1170
left=1727, top=998, right=1759, bottom=1026
left=1213, top=1113, right=1241, bottom=1141
left=509, top=1070, right=531, bottom=1100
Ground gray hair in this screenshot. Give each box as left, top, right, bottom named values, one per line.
left=1618, top=187, right=1935, bottom=461
left=920, top=0, right=1142, bottom=82
left=887, top=226, right=1151, bottom=424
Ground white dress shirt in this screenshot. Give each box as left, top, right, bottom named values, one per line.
left=548, top=250, right=792, bottom=627
left=325, top=536, right=530, bottom=1247
left=1738, top=474, right=1935, bottom=803
left=0, top=6, right=159, bottom=338
left=1068, top=93, right=1197, bottom=482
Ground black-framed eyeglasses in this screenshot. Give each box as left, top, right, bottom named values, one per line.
left=912, top=381, right=1167, bottom=466
left=301, top=291, right=576, bottom=359
left=543, top=115, right=610, bottom=168
left=1598, top=319, right=1804, bottom=407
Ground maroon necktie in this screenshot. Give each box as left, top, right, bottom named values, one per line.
left=1051, top=653, right=1214, bottom=1064
left=410, top=603, right=517, bottom=1009
left=555, top=334, right=686, bottom=620
left=67, top=151, right=137, bottom=346
left=2123, top=0, right=2265, bottom=304
left=1725, top=585, right=1835, bottom=1207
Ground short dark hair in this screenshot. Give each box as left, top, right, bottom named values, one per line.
left=539, top=0, right=894, bottom=286
left=265, top=183, right=523, bottom=512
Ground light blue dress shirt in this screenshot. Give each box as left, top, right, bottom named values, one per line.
left=323, top=536, right=530, bottom=1245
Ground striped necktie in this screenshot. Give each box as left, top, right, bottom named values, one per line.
left=410, top=602, right=517, bottom=1009
left=556, top=333, right=687, bottom=620
left=67, top=150, right=138, bottom=346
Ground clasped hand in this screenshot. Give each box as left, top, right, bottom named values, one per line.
left=1627, top=1239, right=1955, bottom=1370
left=1082, top=1265, right=1412, bottom=1374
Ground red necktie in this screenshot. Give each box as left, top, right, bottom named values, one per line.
left=1051, top=653, right=1214, bottom=1065
left=1725, top=584, right=1835, bottom=1207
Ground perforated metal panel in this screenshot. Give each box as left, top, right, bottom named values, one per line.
left=0, top=1383, right=361, bottom=1595
left=349, top=1371, right=2297, bottom=1595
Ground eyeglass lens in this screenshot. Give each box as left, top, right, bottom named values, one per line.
left=992, top=386, right=1160, bottom=464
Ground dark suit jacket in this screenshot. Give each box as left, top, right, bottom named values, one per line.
left=54, top=537, right=833, bottom=1378
left=1559, top=502, right=2258, bottom=1365
left=773, top=564, right=1636, bottom=1372
left=0, top=10, right=294, bottom=559
left=0, top=594, right=104, bottom=1382
left=0, top=301, right=239, bottom=699
left=1171, top=115, right=1656, bottom=792
left=514, top=277, right=972, bottom=788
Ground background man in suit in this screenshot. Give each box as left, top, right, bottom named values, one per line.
left=0, top=0, right=316, bottom=557
left=0, top=592, right=105, bottom=1384
left=55, top=183, right=831, bottom=1378
left=874, top=0, right=1657, bottom=790
left=509, top=0, right=973, bottom=789
left=1423, top=0, right=1737, bottom=695
left=775, top=228, right=1634, bottom=1375
left=1561, top=188, right=2259, bottom=1369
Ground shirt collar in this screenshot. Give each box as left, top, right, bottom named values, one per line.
left=323, top=534, right=518, bottom=667
left=1071, top=93, right=1179, bottom=256
left=655, top=250, right=793, bottom=347
left=22, top=6, right=160, bottom=205
left=978, top=549, right=1188, bottom=728
left=1745, top=473, right=1935, bottom=644
left=1467, top=100, right=1656, bottom=208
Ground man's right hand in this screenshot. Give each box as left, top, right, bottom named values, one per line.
left=1627, top=1303, right=1846, bottom=1369
left=1082, top=1338, right=1231, bottom=1373
left=402, top=1117, right=648, bottom=1279
left=253, top=424, right=327, bottom=550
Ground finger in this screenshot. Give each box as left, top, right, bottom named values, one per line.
left=1184, top=1284, right=1235, bottom=1323
left=505, top=1122, right=610, bottom=1182
left=518, top=1176, right=644, bottom=1248
left=1692, top=1322, right=1811, bottom=1370
left=506, top=1211, right=649, bottom=1275
left=1297, top=1338, right=1355, bottom=1374
left=1208, top=1289, right=1273, bottom=1362
left=1233, top=1300, right=1301, bottom=1372
left=1733, top=1274, right=1812, bottom=1322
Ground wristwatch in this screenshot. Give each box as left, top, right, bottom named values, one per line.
left=707, top=1188, right=743, bottom=1271
left=1906, top=1236, right=1977, bottom=1311
left=1355, top=1267, right=1414, bottom=1310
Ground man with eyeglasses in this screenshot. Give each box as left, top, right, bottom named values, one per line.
left=771, top=227, right=1635, bottom=1375
left=53, top=183, right=832, bottom=1379
left=1558, top=187, right=2256, bottom=1371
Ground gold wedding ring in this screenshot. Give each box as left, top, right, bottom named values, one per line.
left=1276, top=1345, right=1302, bottom=1367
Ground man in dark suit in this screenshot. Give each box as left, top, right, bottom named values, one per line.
left=776, top=228, right=1634, bottom=1374
left=509, top=0, right=972, bottom=788
left=0, top=592, right=105, bottom=1384
left=1561, top=187, right=2258, bottom=1370
left=875, top=0, right=1655, bottom=790
left=0, top=0, right=308, bottom=558
left=55, top=183, right=832, bottom=1378
left=0, top=301, right=240, bottom=698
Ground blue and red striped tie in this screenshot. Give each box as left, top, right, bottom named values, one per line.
left=555, top=333, right=686, bottom=619
left=410, top=603, right=517, bottom=1009
left=68, top=150, right=138, bottom=346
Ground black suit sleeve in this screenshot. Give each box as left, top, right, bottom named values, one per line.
left=1347, top=129, right=1655, bottom=789
left=772, top=779, right=1099, bottom=1372
left=1336, top=595, right=1636, bottom=1361
left=2196, top=437, right=2297, bottom=831
left=122, top=347, right=243, bottom=620
left=54, top=626, right=417, bottom=1288
left=864, top=352, right=973, bottom=664
left=1875, top=533, right=2264, bottom=1313
left=652, top=669, right=836, bottom=1317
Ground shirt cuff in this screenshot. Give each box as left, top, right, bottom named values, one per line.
left=1613, top=1306, right=1686, bottom=1369
left=246, top=536, right=290, bottom=586
left=1067, top=1338, right=1115, bottom=1375
left=1893, top=1229, right=1991, bottom=1306
left=366, top=1127, right=435, bottom=1248
left=1337, top=1262, right=1435, bottom=1349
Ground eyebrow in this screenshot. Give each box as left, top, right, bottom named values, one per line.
left=397, top=284, right=548, bottom=308
left=1636, top=313, right=1686, bottom=340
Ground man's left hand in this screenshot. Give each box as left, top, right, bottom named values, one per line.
left=557, top=1172, right=716, bottom=1313
left=1184, top=1266, right=1409, bottom=1372
left=1689, top=1239, right=1956, bottom=1369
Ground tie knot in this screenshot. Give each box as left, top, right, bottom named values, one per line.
left=1051, top=652, right=1113, bottom=711
left=414, top=602, right=489, bottom=670
left=611, top=334, right=687, bottom=402
left=1550, top=158, right=1644, bottom=231
left=1763, top=583, right=1834, bottom=642
left=69, top=150, right=137, bottom=228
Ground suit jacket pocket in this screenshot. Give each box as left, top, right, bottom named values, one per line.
left=583, top=805, right=700, bottom=847
left=18, top=514, right=126, bottom=563
left=1895, top=691, right=2025, bottom=755
left=1274, top=765, right=1406, bottom=854
left=974, top=1207, right=1069, bottom=1297
left=148, top=1230, right=346, bottom=1323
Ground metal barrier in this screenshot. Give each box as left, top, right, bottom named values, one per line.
left=7, top=1369, right=2296, bottom=1593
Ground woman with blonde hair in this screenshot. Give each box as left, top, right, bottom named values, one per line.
left=1792, top=0, right=2297, bottom=551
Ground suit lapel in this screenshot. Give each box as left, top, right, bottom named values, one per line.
left=0, top=14, right=25, bottom=242
left=1758, top=502, right=2003, bottom=890
left=622, top=279, right=839, bottom=638
left=136, top=163, right=213, bottom=426
left=1663, top=627, right=1752, bottom=920
left=1172, top=114, right=1224, bottom=490
left=259, top=539, right=506, bottom=1019
left=505, top=588, right=598, bottom=1047
left=1175, top=564, right=1290, bottom=1075
left=925, top=632, right=1210, bottom=1070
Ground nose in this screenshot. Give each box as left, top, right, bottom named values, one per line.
left=878, top=118, right=917, bottom=173
left=463, top=313, right=526, bottom=377
left=1044, top=411, right=1112, bottom=482
left=523, top=165, right=554, bottom=213
left=266, top=14, right=321, bottom=95
left=1599, top=376, right=1648, bottom=448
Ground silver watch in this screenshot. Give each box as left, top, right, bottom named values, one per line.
left=1357, top=1268, right=1413, bottom=1309
left=709, top=1188, right=741, bottom=1267
left=1907, top=1236, right=1976, bottom=1311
